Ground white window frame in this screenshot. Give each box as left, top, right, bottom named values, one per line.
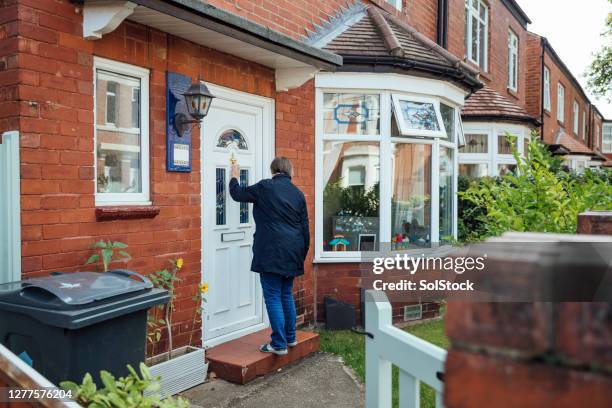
left=572, top=101, right=579, bottom=135
left=465, top=0, right=488, bottom=71
left=391, top=94, right=447, bottom=138
left=314, top=73, right=465, bottom=262
left=94, top=57, right=150, bottom=206
left=557, top=83, right=565, bottom=123
left=385, top=0, right=402, bottom=11
left=603, top=123, right=612, bottom=153
left=543, top=66, right=551, bottom=112
left=508, top=30, right=518, bottom=92
left=459, top=122, right=528, bottom=177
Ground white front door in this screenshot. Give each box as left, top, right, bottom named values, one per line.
left=201, top=85, right=274, bottom=347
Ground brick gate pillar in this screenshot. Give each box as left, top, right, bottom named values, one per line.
left=443, top=214, right=612, bottom=407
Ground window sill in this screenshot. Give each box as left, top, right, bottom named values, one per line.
left=507, top=88, right=519, bottom=99
left=544, top=109, right=551, bottom=117
left=95, top=205, right=160, bottom=221
left=313, top=246, right=457, bottom=264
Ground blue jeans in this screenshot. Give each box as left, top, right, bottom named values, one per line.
left=259, top=273, right=296, bottom=350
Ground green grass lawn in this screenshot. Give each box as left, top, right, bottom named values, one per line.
left=318, top=318, right=447, bottom=408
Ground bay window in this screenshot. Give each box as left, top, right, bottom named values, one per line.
left=94, top=58, right=149, bottom=205
left=459, top=123, right=528, bottom=177
left=316, top=75, right=463, bottom=260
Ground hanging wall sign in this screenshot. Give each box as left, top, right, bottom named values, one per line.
left=166, top=72, right=192, bottom=172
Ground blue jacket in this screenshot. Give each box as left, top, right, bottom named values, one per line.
left=229, top=173, right=310, bottom=277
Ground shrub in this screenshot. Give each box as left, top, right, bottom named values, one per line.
left=459, top=134, right=612, bottom=240
left=60, top=363, right=189, bottom=408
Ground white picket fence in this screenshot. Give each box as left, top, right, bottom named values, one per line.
left=365, top=290, right=447, bottom=408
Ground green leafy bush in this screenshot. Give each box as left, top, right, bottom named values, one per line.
left=459, top=134, right=612, bottom=240
left=60, top=363, right=189, bottom=408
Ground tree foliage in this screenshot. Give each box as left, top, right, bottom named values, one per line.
left=586, top=2, right=612, bottom=101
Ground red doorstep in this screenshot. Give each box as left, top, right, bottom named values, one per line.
left=206, top=329, right=320, bottom=384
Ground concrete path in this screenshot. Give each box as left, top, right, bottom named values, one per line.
left=181, top=352, right=364, bottom=408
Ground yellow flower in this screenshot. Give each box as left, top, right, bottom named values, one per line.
left=200, top=282, right=209, bottom=293
left=176, top=258, right=184, bottom=270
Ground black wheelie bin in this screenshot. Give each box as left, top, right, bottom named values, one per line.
left=0, top=270, right=169, bottom=385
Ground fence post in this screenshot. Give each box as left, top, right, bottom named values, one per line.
left=365, top=290, right=393, bottom=408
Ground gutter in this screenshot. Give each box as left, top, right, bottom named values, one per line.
left=339, top=55, right=483, bottom=92
left=462, top=114, right=541, bottom=127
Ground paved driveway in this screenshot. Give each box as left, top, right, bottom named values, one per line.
left=181, top=352, right=364, bottom=408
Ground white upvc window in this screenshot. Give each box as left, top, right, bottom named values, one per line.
left=465, top=0, right=488, bottom=71
left=507, top=30, right=518, bottom=91
left=543, top=66, right=551, bottom=111
left=385, top=0, right=402, bottom=10
left=315, top=74, right=464, bottom=261
left=572, top=101, right=579, bottom=135
left=94, top=57, right=150, bottom=206
left=582, top=111, right=587, bottom=139
left=459, top=122, right=528, bottom=177
left=557, top=83, right=565, bottom=123
left=603, top=123, right=612, bottom=153
left=391, top=94, right=447, bottom=138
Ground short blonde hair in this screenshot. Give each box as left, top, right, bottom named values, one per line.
left=270, top=156, right=293, bottom=177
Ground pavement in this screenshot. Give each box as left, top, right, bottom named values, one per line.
left=180, top=352, right=364, bottom=408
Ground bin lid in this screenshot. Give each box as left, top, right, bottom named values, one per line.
left=17, top=270, right=153, bottom=307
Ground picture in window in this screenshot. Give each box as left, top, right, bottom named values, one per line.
left=323, top=93, right=380, bottom=135
left=398, top=101, right=440, bottom=132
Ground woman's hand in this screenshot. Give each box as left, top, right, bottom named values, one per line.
left=231, top=163, right=240, bottom=179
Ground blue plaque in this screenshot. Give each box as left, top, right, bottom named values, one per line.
left=166, top=71, right=193, bottom=172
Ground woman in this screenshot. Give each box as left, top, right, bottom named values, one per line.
left=229, top=156, right=309, bottom=355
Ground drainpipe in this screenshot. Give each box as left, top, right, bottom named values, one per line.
left=539, top=39, right=546, bottom=140
left=436, top=0, right=448, bottom=48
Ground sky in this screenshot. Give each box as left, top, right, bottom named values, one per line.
left=514, top=0, right=611, bottom=118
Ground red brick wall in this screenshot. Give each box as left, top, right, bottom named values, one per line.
left=207, top=0, right=439, bottom=43
left=540, top=49, right=591, bottom=145
left=524, top=33, right=542, bottom=120
left=275, top=80, right=317, bottom=324
left=315, top=263, right=440, bottom=325
left=0, top=1, right=20, bottom=133
left=590, top=110, right=603, bottom=151
left=207, top=0, right=359, bottom=39
left=447, top=0, right=529, bottom=111
left=9, top=0, right=305, bottom=354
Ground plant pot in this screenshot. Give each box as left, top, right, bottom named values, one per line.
left=146, top=346, right=207, bottom=398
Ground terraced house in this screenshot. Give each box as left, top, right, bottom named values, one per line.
left=0, top=0, right=609, bottom=382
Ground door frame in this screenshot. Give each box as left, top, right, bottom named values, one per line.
left=0, top=131, right=21, bottom=284
left=200, top=84, right=275, bottom=348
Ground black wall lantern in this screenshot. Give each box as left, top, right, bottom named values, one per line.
left=174, top=79, right=216, bottom=136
